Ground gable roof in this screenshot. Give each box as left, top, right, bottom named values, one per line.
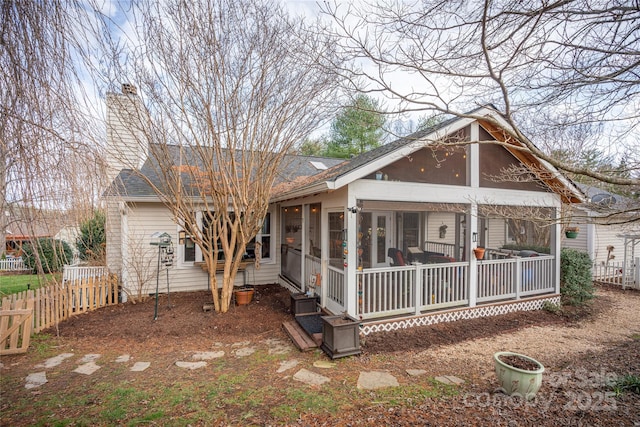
left=272, top=106, right=584, bottom=203
left=575, top=183, right=640, bottom=221
left=105, top=106, right=584, bottom=205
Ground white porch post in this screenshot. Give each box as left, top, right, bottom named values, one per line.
left=320, top=207, right=329, bottom=308
left=467, top=123, right=480, bottom=307
left=468, top=203, right=478, bottom=307
left=414, top=263, right=422, bottom=315
left=514, top=258, right=522, bottom=299
left=301, top=204, right=308, bottom=293
left=552, top=207, right=562, bottom=294
left=345, top=196, right=358, bottom=317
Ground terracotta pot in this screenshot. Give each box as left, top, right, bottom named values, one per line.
left=473, top=247, right=485, bottom=259
left=234, top=289, right=254, bottom=306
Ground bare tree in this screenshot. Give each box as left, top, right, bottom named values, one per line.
left=121, top=232, right=159, bottom=304
left=322, top=1, right=640, bottom=197
left=1, top=1, right=105, bottom=270
left=104, top=0, right=342, bottom=312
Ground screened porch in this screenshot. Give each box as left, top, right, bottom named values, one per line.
left=279, top=201, right=559, bottom=321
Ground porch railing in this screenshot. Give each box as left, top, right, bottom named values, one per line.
left=477, top=256, right=554, bottom=302
left=520, top=256, right=555, bottom=295
left=420, top=262, right=469, bottom=309
left=357, top=255, right=555, bottom=320
left=304, top=254, right=322, bottom=284
left=424, top=241, right=463, bottom=260
left=327, top=265, right=344, bottom=305
left=357, top=262, right=469, bottom=319
left=358, top=265, right=416, bottom=318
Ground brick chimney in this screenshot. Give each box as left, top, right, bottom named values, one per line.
left=105, top=83, right=150, bottom=184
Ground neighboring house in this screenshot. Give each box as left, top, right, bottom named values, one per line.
left=563, top=184, right=640, bottom=288
left=3, top=207, right=79, bottom=259
left=105, top=87, right=585, bottom=332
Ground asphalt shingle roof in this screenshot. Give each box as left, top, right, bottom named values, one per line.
left=104, top=144, right=345, bottom=199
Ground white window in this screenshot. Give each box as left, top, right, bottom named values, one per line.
left=253, top=211, right=272, bottom=262
left=179, top=210, right=273, bottom=265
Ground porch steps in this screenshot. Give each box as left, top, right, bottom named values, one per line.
left=282, top=321, right=321, bottom=351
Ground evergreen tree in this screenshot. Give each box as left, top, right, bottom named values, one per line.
left=77, top=210, right=105, bottom=264
left=325, top=95, right=386, bottom=158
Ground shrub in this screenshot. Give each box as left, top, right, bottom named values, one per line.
left=542, top=300, right=562, bottom=314
left=560, top=248, right=594, bottom=306
left=77, top=210, right=106, bottom=264
left=22, top=238, right=73, bottom=273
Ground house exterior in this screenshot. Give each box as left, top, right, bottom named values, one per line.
left=563, top=184, right=640, bottom=289
left=105, top=88, right=585, bottom=332
left=2, top=206, right=80, bottom=260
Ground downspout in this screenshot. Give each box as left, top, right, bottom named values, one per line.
left=120, top=201, right=128, bottom=302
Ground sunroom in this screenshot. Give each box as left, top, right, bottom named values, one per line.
left=274, top=109, right=583, bottom=331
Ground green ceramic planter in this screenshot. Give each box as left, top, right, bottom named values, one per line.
left=494, top=351, right=544, bottom=399
left=565, top=231, right=578, bottom=239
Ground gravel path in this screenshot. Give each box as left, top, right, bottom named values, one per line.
left=425, top=287, right=639, bottom=373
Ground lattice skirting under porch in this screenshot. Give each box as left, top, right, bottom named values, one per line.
left=359, top=294, right=561, bottom=336
left=278, top=275, right=301, bottom=294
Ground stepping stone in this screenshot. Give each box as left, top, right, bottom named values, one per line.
left=435, top=375, right=465, bottom=386
left=74, top=362, right=101, bottom=375
left=231, top=341, right=251, bottom=348
left=115, top=355, right=131, bottom=363
left=313, top=360, right=336, bottom=369
left=25, top=372, right=47, bottom=389
left=357, top=371, right=399, bottom=390
left=293, top=368, right=330, bottom=386
left=79, top=354, right=101, bottom=363
left=36, top=353, right=74, bottom=369
left=175, top=361, right=207, bottom=370
left=265, top=338, right=292, bottom=355
left=233, top=347, right=256, bottom=358
left=192, top=351, right=225, bottom=360
left=277, top=359, right=299, bottom=373
left=131, top=362, right=151, bottom=372
left=406, top=369, right=427, bottom=377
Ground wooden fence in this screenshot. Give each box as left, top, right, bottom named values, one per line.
left=0, top=274, right=119, bottom=355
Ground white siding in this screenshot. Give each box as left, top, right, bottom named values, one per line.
left=592, top=224, right=627, bottom=264
left=123, top=202, right=281, bottom=295
left=486, top=217, right=506, bottom=249
left=105, top=93, right=150, bottom=185
left=105, top=200, right=123, bottom=276
left=425, top=212, right=457, bottom=246
left=562, top=231, right=587, bottom=251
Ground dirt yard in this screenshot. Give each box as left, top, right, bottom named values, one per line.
left=1, top=284, right=639, bottom=426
